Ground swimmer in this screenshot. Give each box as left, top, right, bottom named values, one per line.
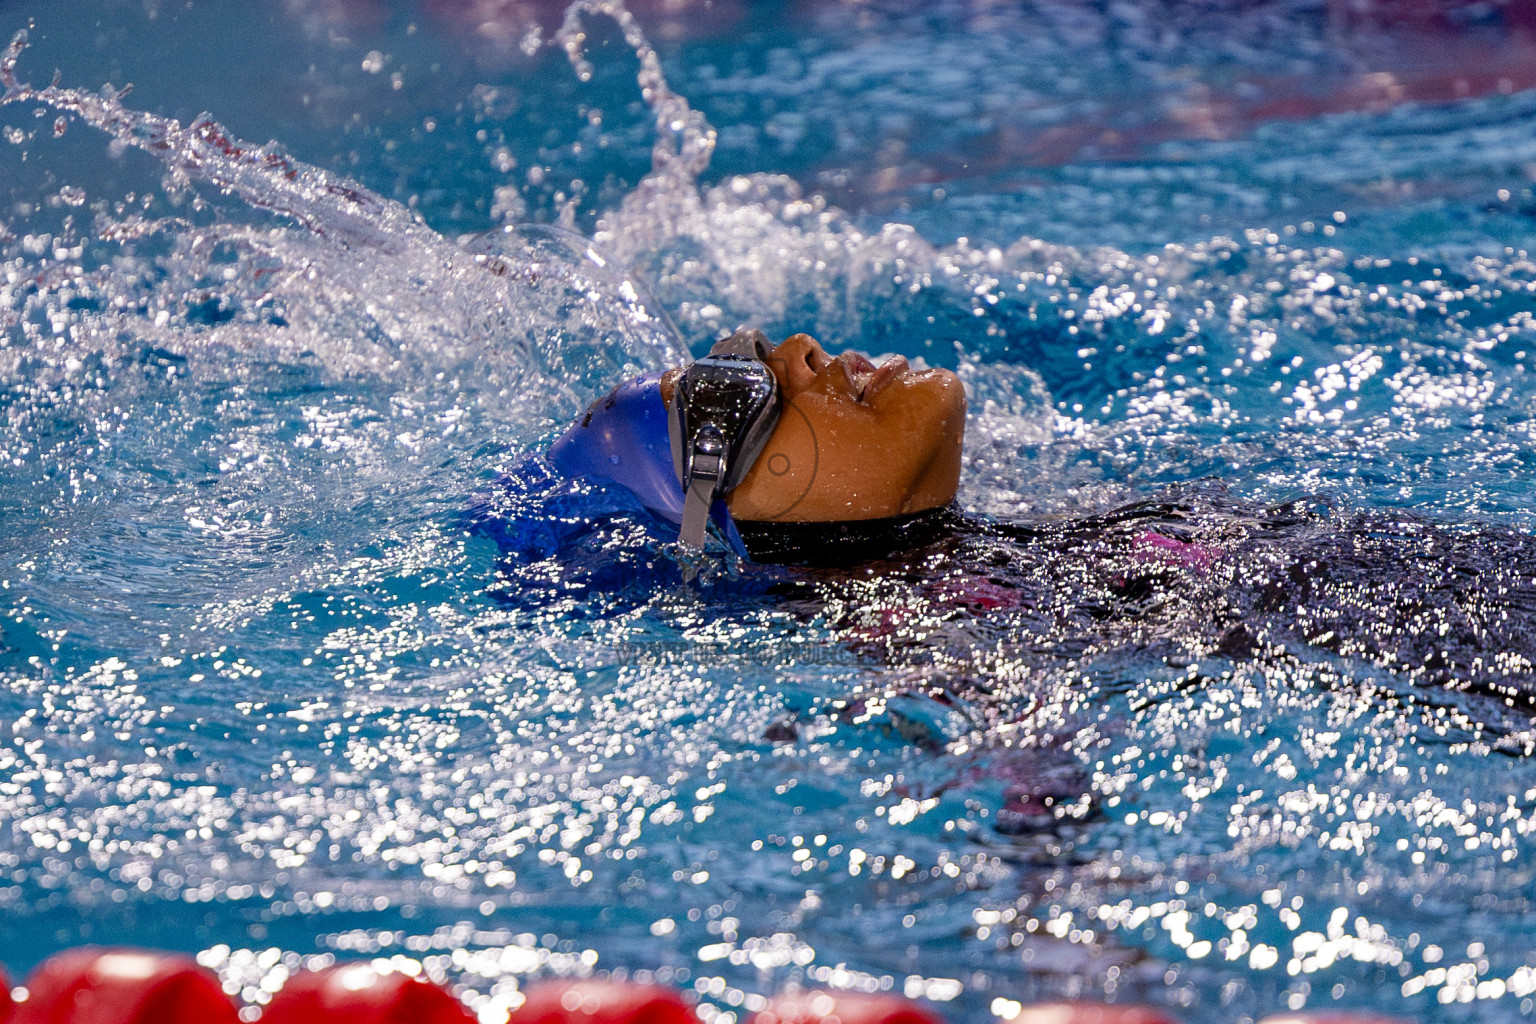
left=534, top=327, right=1536, bottom=711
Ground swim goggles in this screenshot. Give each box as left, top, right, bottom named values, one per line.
left=667, top=328, right=781, bottom=551
left=547, top=327, right=780, bottom=556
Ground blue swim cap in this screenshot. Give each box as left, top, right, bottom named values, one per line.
left=548, top=371, right=749, bottom=557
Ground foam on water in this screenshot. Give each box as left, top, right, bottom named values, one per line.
left=4, top=4, right=1536, bottom=1023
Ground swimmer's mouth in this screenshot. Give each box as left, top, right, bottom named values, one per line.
left=843, top=353, right=909, bottom=402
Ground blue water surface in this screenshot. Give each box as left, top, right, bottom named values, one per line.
left=5, top=2, right=1536, bottom=1022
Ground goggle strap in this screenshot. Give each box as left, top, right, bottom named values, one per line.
left=678, top=474, right=716, bottom=552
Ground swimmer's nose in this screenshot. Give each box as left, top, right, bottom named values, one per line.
left=767, top=333, right=828, bottom=394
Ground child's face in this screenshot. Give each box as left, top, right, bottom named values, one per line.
left=667, top=333, right=966, bottom=523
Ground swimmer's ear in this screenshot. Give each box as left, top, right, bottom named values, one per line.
left=658, top=366, right=684, bottom=408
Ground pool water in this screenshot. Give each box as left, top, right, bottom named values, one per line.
left=5, top=2, right=1536, bottom=1021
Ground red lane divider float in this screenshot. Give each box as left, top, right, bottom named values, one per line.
left=262, top=962, right=477, bottom=1024
left=0, top=947, right=1418, bottom=1024
left=1007, top=1006, right=1180, bottom=1024
left=12, top=948, right=237, bottom=1024
left=750, top=991, right=943, bottom=1024
left=509, top=980, right=694, bottom=1024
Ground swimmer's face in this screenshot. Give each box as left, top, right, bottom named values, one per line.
left=664, top=333, right=966, bottom=522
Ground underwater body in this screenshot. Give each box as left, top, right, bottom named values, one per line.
left=7, top=0, right=1536, bottom=1020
